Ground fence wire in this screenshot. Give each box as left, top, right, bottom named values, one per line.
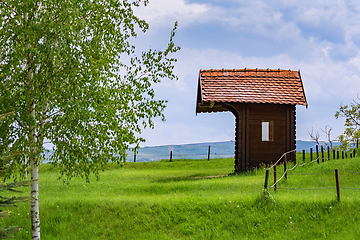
left=274, top=187, right=360, bottom=191
left=338, top=169, right=360, bottom=174
left=274, top=170, right=334, bottom=175
left=265, top=144, right=359, bottom=198
left=266, top=145, right=358, bottom=190
left=270, top=170, right=287, bottom=188
left=310, top=157, right=319, bottom=163
left=268, top=168, right=360, bottom=192
left=274, top=187, right=336, bottom=190
left=268, top=149, right=297, bottom=169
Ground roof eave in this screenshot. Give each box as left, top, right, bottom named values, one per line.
left=298, top=69, right=308, bottom=108
left=195, top=70, right=203, bottom=115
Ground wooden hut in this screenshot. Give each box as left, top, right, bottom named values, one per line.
left=196, top=68, right=307, bottom=172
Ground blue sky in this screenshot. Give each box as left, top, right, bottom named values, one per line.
left=132, top=0, right=360, bottom=146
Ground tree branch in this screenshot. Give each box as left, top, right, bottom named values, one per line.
left=14, top=117, right=34, bottom=138
left=0, top=0, right=18, bottom=15
left=46, top=110, right=62, bottom=120
left=308, top=127, right=320, bottom=145
left=320, top=125, right=332, bottom=147
left=14, top=117, right=25, bottom=130
left=345, top=109, right=360, bottom=126
left=29, top=0, right=40, bottom=21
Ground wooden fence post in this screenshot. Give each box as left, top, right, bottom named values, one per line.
left=274, top=165, right=277, bottom=192
left=316, top=145, right=319, bottom=163
left=357, top=139, right=359, bottom=148
left=342, top=151, right=344, bottom=159
left=335, top=169, right=340, bottom=202
left=208, top=146, right=210, bottom=161
left=354, top=148, right=356, bottom=158
left=327, top=146, right=330, bottom=160
left=310, top=148, right=313, bottom=162
left=134, top=148, right=136, bottom=163
left=333, top=149, right=335, bottom=160
left=337, top=150, right=339, bottom=159
left=284, top=155, right=287, bottom=180
left=264, top=169, right=270, bottom=190
left=302, top=149, right=305, bottom=163
left=321, top=146, right=324, bottom=162
left=170, top=151, right=173, bottom=162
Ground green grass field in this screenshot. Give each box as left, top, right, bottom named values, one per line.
left=3, top=150, right=360, bottom=239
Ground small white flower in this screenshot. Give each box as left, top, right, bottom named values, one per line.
left=237, top=205, right=239, bottom=208
left=330, top=206, right=332, bottom=209
left=290, top=217, right=292, bottom=219
left=57, top=206, right=59, bottom=208
left=290, top=222, right=293, bottom=224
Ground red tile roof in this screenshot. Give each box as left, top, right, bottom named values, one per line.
left=196, top=68, right=307, bottom=113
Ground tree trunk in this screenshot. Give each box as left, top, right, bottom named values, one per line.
left=29, top=82, right=41, bottom=239
left=24, top=156, right=28, bottom=178
left=27, top=38, right=41, bottom=238
left=29, top=100, right=41, bottom=239
left=30, top=161, right=40, bottom=239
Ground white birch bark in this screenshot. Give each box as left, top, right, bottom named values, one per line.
left=30, top=159, right=40, bottom=240
left=28, top=63, right=40, bottom=240
left=25, top=11, right=40, bottom=239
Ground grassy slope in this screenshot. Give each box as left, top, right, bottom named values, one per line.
left=4, top=151, right=360, bottom=239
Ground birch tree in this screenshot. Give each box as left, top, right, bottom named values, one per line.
left=0, top=0, right=179, bottom=239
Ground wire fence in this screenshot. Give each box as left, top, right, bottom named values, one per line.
left=127, top=142, right=236, bottom=162
left=126, top=140, right=358, bottom=162
left=263, top=142, right=360, bottom=201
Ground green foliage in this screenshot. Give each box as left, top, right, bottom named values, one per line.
left=0, top=0, right=180, bottom=181
left=0, top=114, right=30, bottom=239
left=335, top=96, right=360, bottom=150
left=1, top=2, right=179, bottom=236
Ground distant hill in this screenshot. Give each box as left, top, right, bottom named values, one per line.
left=126, top=140, right=339, bottom=162
left=43, top=140, right=344, bottom=163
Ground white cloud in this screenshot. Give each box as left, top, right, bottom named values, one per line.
left=169, top=46, right=359, bottom=99
left=169, top=1, right=360, bottom=45
left=140, top=119, right=234, bottom=146
left=296, top=2, right=346, bottom=25
left=134, top=0, right=211, bottom=27
left=143, top=45, right=360, bottom=145
left=349, top=53, right=360, bottom=70
left=131, top=0, right=360, bottom=146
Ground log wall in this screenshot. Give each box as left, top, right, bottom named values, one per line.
left=225, top=103, right=296, bottom=172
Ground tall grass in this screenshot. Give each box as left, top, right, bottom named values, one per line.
left=3, top=150, right=360, bottom=239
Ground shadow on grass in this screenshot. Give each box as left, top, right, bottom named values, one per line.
left=154, top=164, right=268, bottom=183
left=155, top=173, right=232, bottom=183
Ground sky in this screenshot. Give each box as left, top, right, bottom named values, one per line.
left=131, top=0, right=360, bottom=147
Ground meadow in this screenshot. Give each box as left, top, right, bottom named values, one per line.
left=3, top=149, right=360, bottom=239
